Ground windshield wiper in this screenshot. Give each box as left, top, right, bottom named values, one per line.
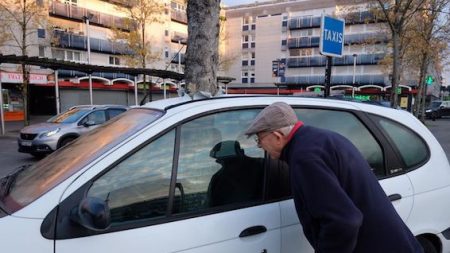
left=0, top=164, right=31, bottom=199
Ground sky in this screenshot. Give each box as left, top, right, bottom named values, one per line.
left=222, top=0, right=258, bottom=7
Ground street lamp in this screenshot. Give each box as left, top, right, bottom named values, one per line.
left=352, top=53, right=357, bottom=98
left=83, top=13, right=94, bottom=105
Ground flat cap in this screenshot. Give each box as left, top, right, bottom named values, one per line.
left=245, top=102, right=298, bottom=136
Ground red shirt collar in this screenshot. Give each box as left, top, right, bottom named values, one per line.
left=286, top=121, right=303, bottom=142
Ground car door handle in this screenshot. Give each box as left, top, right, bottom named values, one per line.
left=388, top=193, right=402, bottom=202
left=239, top=225, right=267, bottom=238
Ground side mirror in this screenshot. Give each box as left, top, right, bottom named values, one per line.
left=83, top=120, right=95, bottom=127
left=70, top=197, right=111, bottom=231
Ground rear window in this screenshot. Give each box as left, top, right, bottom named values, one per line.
left=0, top=109, right=163, bottom=214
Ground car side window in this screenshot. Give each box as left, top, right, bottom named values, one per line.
left=86, top=130, right=175, bottom=226
left=81, top=110, right=106, bottom=125
left=294, top=108, right=385, bottom=177
left=107, top=108, right=126, bottom=119
left=374, top=116, right=428, bottom=169
left=174, top=109, right=266, bottom=214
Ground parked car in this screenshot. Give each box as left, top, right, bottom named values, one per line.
left=425, top=100, right=450, bottom=120
left=2, top=96, right=450, bottom=253
left=17, top=105, right=128, bottom=157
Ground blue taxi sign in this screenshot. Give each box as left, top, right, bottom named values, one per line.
left=319, top=15, right=345, bottom=57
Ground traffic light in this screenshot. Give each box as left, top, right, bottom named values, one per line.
left=425, top=75, right=434, bottom=85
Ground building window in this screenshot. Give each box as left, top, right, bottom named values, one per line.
left=39, top=46, right=45, bottom=57
left=251, top=42, right=255, bottom=48
left=282, top=20, right=288, bottom=27
left=109, top=56, right=120, bottom=65
left=242, top=43, right=249, bottom=49
left=242, top=25, right=249, bottom=31
left=165, top=30, right=169, bottom=36
left=250, top=78, right=255, bottom=83
left=251, top=52, right=255, bottom=58
left=242, top=78, right=248, bottom=83
left=164, top=47, right=169, bottom=58
left=37, top=29, right=45, bottom=38
left=64, top=0, right=77, bottom=6
left=281, top=39, right=287, bottom=46
left=251, top=24, right=256, bottom=30
left=250, top=60, right=255, bottom=66
left=243, top=35, right=249, bottom=42
left=51, top=49, right=65, bottom=60
left=242, top=60, right=248, bottom=66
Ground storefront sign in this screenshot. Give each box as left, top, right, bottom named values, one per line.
left=0, top=72, right=48, bottom=84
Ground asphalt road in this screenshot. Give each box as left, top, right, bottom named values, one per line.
left=0, top=117, right=449, bottom=178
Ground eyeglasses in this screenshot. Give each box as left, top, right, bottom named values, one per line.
left=254, top=132, right=272, bottom=145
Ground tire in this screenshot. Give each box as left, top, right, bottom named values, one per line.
left=417, top=237, right=438, bottom=253
left=59, top=137, right=76, bottom=148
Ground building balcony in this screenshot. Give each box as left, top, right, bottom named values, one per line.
left=170, top=53, right=185, bottom=64
left=171, top=10, right=187, bottom=24
left=288, top=11, right=383, bottom=30
left=49, top=0, right=132, bottom=31
left=52, top=30, right=132, bottom=55
left=171, top=32, right=188, bottom=44
left=283, top=75, right=386, bottom=86
left=287, top=53, right=385, bottom=68
left=287, top=33, right=388, bottom=49
left=58, top=69, right=135, bottom=80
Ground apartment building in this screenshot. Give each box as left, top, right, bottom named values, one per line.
left=223, top=0, right=396, bottom=96
left=0, top=0, right=188, bottom=119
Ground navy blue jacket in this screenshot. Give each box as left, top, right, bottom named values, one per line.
left=280, top=125, right=423, bottom=253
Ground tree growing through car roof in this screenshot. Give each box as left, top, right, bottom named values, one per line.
left=185, top=0, right=221, bottom=96
left=112, top=0, right=165, bottom=102
left=0, top=0, right=49, bottom=126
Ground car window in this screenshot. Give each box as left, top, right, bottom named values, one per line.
left=2, top=109, right=163, bottom=214
left=107, top=108, right=126, bottom=119
left=82, top=110, right=107, bottom=125
left=47, top=108, right=90, bottom=123
left=174, top=109, right=266, bottom=214
left=87, top=130, right=175, bottom=225
left=294, top=108, right=385, bottom=177
left=374, top=116, right=428, bottom=169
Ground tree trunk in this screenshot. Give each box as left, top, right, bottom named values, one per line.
left=414, top=53, right=428, bottom=121
left=391, top=31, right=400, bottom=108
left=21, top=64, right=30, bottom=126
left=22, top=0, right=30, bottom=126
left=185, top=0, right=220, bottom=96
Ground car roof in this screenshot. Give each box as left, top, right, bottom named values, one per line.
left=140, top=95, right=403, bottom=117
left=69, top=104, right=129, bottom=110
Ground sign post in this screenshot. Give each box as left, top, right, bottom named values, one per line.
left=0, top=71, right=4, bottom=135
left=320, top=15, right=345, bottom=98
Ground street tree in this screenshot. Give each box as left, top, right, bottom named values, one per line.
left=112, top=0, right=165, bottom=102
left=372, top=0, right=427, bottom=108
left=403, top=0, right=450, bottom=121
left=0, top=0, right=48, bottom=126
left=185, top=0, right=221, bottom=96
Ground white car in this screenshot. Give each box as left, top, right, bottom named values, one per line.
left=1, top=96, right=449, bottom=253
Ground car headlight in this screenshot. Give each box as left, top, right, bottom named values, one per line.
left=40, top=128, right=60, bottom=138
left=426, top=109, right=432, bottom=113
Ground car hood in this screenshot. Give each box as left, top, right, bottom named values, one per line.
left=20, top=122, right=65, bottom=134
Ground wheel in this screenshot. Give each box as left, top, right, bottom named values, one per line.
left=431, top=112, right=437, bottom=121
left=59, top=137, right=76, bottom=148
left=417, top=237, right=438, bottom=253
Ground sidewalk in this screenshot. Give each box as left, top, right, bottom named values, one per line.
left=0, top=115, right=51, bottom=138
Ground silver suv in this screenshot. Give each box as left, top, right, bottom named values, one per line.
left=17, top=105, right=128, bottom=157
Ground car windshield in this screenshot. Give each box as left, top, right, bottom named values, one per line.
left=0, top=108, right=163, bottom=214
left=431, top=101, right=442, bottom=109
left=47, top=108, right=91, bottom=124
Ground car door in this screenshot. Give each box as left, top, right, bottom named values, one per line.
left=278, top=107, right=413, bottom=253
left=52, top=108, right=281, bottom=253
left=77, top=110, right=107, bottom=133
